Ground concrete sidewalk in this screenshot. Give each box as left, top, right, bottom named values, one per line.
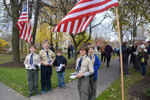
left=30, top=58, right=126, bottom=100
left=0, top=82, right=28, bottom=100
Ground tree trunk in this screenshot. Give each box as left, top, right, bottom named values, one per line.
left=11, top=1, right=20, bottom=62
left=133, top=21, right=137, bottom=37
left=73, top=44, right=77, bottom=63
left=55, top=32, right=58, bottom=53
left=32, top=0, right=41, bottom=44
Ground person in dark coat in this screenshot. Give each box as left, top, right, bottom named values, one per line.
left=131, top=43, right=138, bottom=68
left=51, top=44, right=55, bottom=53
left=68, top=44, right=71, bottom=59
left=122, top=42, right=130, bottom=76
left=105, top=44, right=113, bottom=67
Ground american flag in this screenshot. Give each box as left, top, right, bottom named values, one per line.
left=52, top=0, right=119, bottom=34
left=17, top=3, right=33, bottom=44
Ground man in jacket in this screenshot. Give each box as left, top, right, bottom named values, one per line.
left=122, top=42, right=130, bottom=76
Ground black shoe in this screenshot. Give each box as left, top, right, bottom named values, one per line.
left=107, top=65, right=109, bottom=67
left=36, top=92, right=41, bottom=95
left=28, top=94, right=33, bottom=97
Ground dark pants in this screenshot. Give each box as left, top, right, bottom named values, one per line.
left=89, top=74, right=97, bottom=100
left=132, top=55, right=136, bottom=68
left=135, top=55, right=140, bottom=71
left=78, top=76, right=90, bottom=100
left=101, top=52, right=105, bottom=62
left=68, top=52, right=71, bottom=59
left=141, top=62, right=146, bottom=76
left=123, top=59, right=129, bottom=75
left=27, top=70, right=39, bottom=95
left=41, top=65, right=52, bottom=91
left=106, top=57, right=111, bottom=67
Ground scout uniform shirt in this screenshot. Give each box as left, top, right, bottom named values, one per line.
left=39, top=48, right=55, bottom=64
left=24, top=53, right=41, bottom=69
left=89, top=54, right=95, bottom=66
left=76, top=55, right=94, bottom=74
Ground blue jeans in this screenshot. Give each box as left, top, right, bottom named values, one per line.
left=141, top=62, right=146, bottom=76
left=71, top=50, right=74, bottom=57
left=57, top=71, right=65, bottom=87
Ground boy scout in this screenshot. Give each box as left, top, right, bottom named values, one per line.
left=24, top=45, right=41, bottom=97
left=76, top=44, right=94, bottom=100
left=39, top=40, right=55, bottom=94
left=88, top=45, right=101, bottom=100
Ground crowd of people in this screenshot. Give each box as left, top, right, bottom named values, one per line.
left=127, top=41, right=150, bottom=76
left=96, top=41, right=150, bottom=77
left=24, top=39, right=101, bottom=100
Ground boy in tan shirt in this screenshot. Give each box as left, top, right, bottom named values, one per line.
left=24, top=45, right=41, bottom=97
left=76, top=44, right=94, bottom=100
left=39, top=40, right=55, bottom=94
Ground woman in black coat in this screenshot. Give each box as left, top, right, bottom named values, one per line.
left=68, top=45, right=71, bottom=59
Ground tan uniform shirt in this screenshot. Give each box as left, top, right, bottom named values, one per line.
left=24, top=53, right=41, bottom=69
left=39, top=48, right=55, bottom=64
left=89, top=54, right=95, bottom=66
left=76, top=55, right=94, bottom=74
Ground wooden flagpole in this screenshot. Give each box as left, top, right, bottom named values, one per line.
left=27, top=0, right=29, bottom=54
left=115, top=7, right=124, bottom=100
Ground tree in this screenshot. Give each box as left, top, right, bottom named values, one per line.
left=2, top=0, right=25, bottom=62
left=32, top=0, right=41, bottom=44
left=2, top=0, right=43, bottom=62
left=111, top=0, right=150, bottom=44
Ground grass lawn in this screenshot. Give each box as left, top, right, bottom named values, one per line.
left=62, top=53, right=75, bottom=63
left=0, top=54, right=26, bottom=64
left=96, top=66, right=150, bottom=100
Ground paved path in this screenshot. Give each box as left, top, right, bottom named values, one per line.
left=0, top=82, right=28, bottom=100
left=0, top=58, right=133, bottom=100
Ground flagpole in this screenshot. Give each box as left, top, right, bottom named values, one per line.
left=115, top=7, right=124, bottom=100
left=27, top=0, right=29, bottom=54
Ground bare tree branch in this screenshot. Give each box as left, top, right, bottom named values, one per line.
left=3, top=0, right=12, bottom=17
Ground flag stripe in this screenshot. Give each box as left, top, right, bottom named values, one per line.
left=17, top=3, right=33, bottom=43
left=52, top=0, right=118, bottom=34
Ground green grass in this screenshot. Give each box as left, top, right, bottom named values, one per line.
left=0, top=67, right=75, bottom=97
left=62, top=53, right=75, bottom=63
left=0, top=54, right=26, bottom=64
left=96, top=66, right=150, bottom=100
